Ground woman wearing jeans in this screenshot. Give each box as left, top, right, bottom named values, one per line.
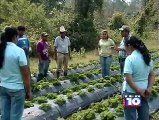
left=98, top=30, right=115, bottom=78
left=123, top=36, right=155, bottom=120
left=0, top=27, right=32, bottom=120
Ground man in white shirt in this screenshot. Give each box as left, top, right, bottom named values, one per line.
left=115, top=25, right=131, bottom=74
left=54, top=26, right=71, bottom=78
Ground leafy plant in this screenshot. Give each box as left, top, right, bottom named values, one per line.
left=115, top=105, right=124, bottom=117
left=52, top=80, right=61, bottom=86
left=24, top=101, right=34, bottom=108
left=83, top=109, right=95, bottom=120
left=33, top=96, right=47, bottom=104
left=78, top=90, right=87, bottom=96
left=87, top=86, right=95, bottom=92
left=67, top=93, right=73, bottom=99
left=100, top=111, right=116, bottom=120
left=46, top=93, right=57, bottom=100
left=39, top=103, right=51, bottom=112
left=55, top=97, right=66, bottom=105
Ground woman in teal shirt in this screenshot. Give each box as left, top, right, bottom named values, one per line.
left=0, top=27, right=32, bottom=120
left=123, top=36, right=155, bottom=120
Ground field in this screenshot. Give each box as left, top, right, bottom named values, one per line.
left=22, top=39, right=159, bottom=120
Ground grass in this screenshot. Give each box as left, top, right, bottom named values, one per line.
left=29, top=36, right=159, bottom=73
left=29, top=50, right=99, bottom=73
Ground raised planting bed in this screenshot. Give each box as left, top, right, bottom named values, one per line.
left=22, top=75, right=123, bottom=119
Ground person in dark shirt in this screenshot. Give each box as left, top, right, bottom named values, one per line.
left=36, top=32, right=50, bottom=81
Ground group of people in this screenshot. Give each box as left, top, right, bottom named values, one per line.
left=0, top=24, right=156, bottom=120
left=98, top=25, right=155, bottom=120
left=0, top=25, right=71, bottom=120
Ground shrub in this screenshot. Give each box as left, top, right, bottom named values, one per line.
left=87, top=86, right=95, bottom=92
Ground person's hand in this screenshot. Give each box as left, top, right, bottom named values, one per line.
left=145, top=87, right=152, bottom=97
left=136, top=88, right=146, bottom=97
left=26, top=91, right=32, bottom=101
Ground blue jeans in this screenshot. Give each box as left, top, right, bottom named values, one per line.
left=37, top=60, right=49, bottom=81
left=119, top=58, right=126, bottom=74
left=123, top=92, right=149, bottom=120
left=100, top=56, right=113, bottom=78
left=0, top=87, right=25, bottom=120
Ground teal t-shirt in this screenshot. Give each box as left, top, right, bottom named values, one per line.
left=0, top=42, right=27, bottom=90
left=123, top=50, right=153, bottom=93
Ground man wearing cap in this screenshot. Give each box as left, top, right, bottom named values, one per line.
left=36, top=32, right=50, bottom=81
left=115, top=25, right=131, bottom=74
left=54, top=26, right=71, bottom=78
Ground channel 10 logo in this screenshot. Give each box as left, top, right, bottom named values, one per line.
left=122, top=95, right=141, bottom=108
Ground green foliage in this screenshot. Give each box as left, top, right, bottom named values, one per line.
left=67, top=93, right=73, bottom=99
left=87, top=86, right=95, bottom=92
left=109, top=12, right=126, bottom=30
left=100, top=111, right=116, bottom=120
left=46, top=93, right=57, bottom=100
left=24, top=101, right=34, bottom=108
left=135, top=0, right=156, bottom=36
left=55, top=96, right=66, bottom=105
left=33, top=96, right=48, bottom=104
left=83, top=109, right=95, bottom=120
left=78, top=90, right=87, bottom=96
left=39, top=103, right=51, bottom=112
left=68, top=17, right=98, bottom=51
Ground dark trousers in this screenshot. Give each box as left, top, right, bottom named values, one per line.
left=119, top=58, right=126, bottom=74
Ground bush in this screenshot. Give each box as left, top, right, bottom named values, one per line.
left=109, top=12, right=126, bottom=30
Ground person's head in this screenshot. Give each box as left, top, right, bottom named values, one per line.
left=41, top=32, right=48, bottom=41
left=0, top=27, right=18, bottom=68
left=17, top=26, right=26, bottom=36
left=124, top=36, right=151, bottom=66
left=60, top=26, right=66, bottom=38
left=119, top=25, right=130, bottom=38
left=100, top=30, right=109, bottom=40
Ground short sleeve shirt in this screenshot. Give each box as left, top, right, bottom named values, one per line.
left=0, top=42, right=27, bottom=90
left=17, top=35, right=30, bottom=57
left=98, top=38, right=115, bottom=57
left=54, top=36, right=70, bottom=53
left=123, top=50, right=153, bottom=93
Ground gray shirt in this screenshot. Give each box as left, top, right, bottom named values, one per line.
left=54, top=36, right=70, bottom=53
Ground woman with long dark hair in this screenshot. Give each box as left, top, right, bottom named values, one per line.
left=0, top=27, right=32, bottom=120
left=122, top=36, right=155, bottom=120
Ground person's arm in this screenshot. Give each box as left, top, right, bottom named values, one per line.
left=124, top=74, right=145, bottom=97
left=145, top=61, right=155, bottom=96
left=19, top=49, right=32, bottom=100
left=147, top=71, right=155, bottom=90
left=20, top=66, right=32, bottom=100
